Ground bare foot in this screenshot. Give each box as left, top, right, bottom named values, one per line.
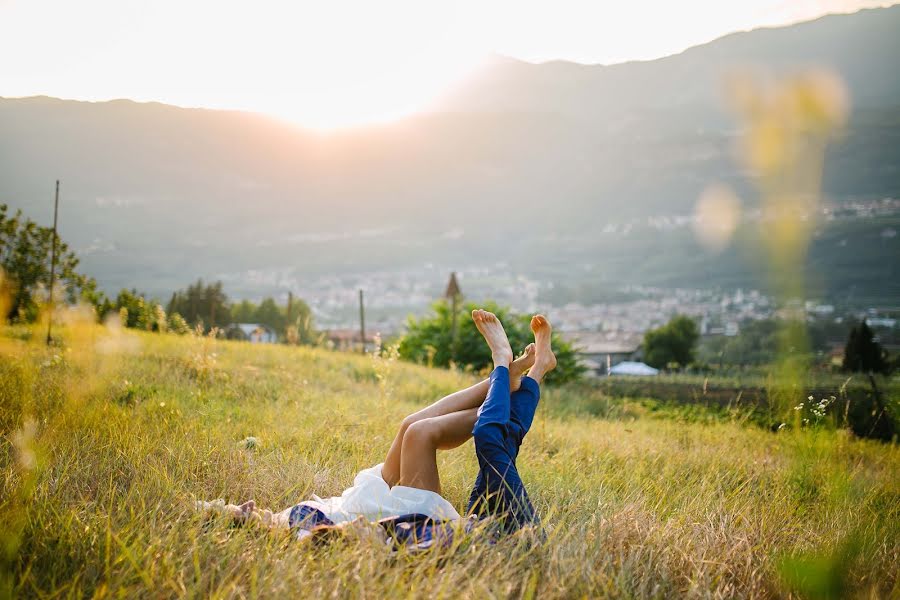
left=528, top=315, right=557, bottom=383
left=471, top=309, right=514, bottom=368
left=510, top=343, right=535, bottom=392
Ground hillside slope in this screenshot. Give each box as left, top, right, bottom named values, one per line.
left=1, top=327, right=897, bottom=597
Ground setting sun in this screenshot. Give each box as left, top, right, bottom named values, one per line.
left=1, top=0, right=890, bottom=129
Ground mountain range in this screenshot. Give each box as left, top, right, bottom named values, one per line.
left=1, top=6, right=898, bottom=304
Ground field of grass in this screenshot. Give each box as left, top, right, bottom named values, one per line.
left=571, top=372, right=900, bottom=441
left=2, top=321, right=898, bottom=598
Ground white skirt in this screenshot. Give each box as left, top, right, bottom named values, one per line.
left=300, top=463, right=461, bottom=524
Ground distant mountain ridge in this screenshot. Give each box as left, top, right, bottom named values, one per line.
left=439, top=5, right=900, bottom=117
left=1, top=6, right=899, bottom=299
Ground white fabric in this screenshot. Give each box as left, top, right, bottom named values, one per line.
left=299, top=463, right=461, bottom=524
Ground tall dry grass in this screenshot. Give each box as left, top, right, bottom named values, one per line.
left=1, top=318, right=897, bottom=598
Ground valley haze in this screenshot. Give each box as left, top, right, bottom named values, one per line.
left=1, top=6, right=898, bottom=329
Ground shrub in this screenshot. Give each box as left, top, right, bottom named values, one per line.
left=398, top=300, right=585, bottom=384
left=168, top=312, right=191, bottom=335
left=644, top=315, right=699, bottom=369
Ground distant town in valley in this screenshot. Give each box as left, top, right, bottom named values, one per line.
left=180, top=194, right=898, bottom=375
left=227, top=260, right=897, bottom=376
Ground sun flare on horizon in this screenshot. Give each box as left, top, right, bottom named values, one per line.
left=0, top=0, right=893, bottom=130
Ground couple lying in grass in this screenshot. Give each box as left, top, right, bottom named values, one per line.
left=198, top=309, right=557, bottom=549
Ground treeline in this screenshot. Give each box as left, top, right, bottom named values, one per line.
left=644, top=314, right=898, bottom=376
left=695, top=317, right=897, bottom=374
left=0, top=204, right=319, bottom=343
left=110, top=280, right=320, bottom=344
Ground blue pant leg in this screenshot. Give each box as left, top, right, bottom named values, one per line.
left=466, top=470, right=486, bottom=514
left=508, top=376, right=540, bottom=449
left=468, top=367, right=538, bottom=530
left=467, top=371, right=540, bottom=511
left=471, top=438, right=537, bottom=530
left=472, top=366, right=511, bottom=436
left=467, top=366, right=509, bottom=515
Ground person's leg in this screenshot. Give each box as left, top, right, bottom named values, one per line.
left=465, top=378, right=540, bottom=511
left=381, top=344, right=534, bottom=487
left=504, top=316, right=554, bottom=452
left=381, top=380, right=489, bottom=486
left=397, top=408, right=478, bottom=493
left=508, top=376, right=540, bottom=448
left=467, top=314, right=556, bottom=531
left=524, top=315, right=556, bottom=385
left=468, top=366, right=538, bottom=530
left=464, top=310, right=537, bottom=528
left=395, top=309, right=515, bottom=493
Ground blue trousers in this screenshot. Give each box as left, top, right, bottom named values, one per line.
left=466, top=366, right=540, bottom=532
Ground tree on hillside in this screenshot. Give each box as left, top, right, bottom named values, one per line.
left=114, top=289, right=168, bottom=331
left=166, top=279, right=231, bottom=330
left=0, top=204, right=103, bottom=321
left=226, top=296, right=318, bottom=344
left=285, top=297, right=319, bottom=345
left=231, top=299, right=256, bottom=323
left=398, top=300, right=584, bottom=384
left=254, top=298, right=285, bottom=333
left=643, top=315, right=700, bottom=369
left=699, top=318, right=780, bottom=367
left=843, top=320, right=890, bottom=374
left=115, top=289, right=147, bottom=329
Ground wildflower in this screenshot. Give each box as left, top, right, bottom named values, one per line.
left=239, top=436, right=260, bottom=450
left=12, top=420, right=37, bottom=470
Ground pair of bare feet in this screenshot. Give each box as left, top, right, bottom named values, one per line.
left=471, top=309, right=557, bottom=384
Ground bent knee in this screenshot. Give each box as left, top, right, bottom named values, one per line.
left=398, top=413, right=417, bottom=435
left=398, top=410, right=430, bottom=437
left=402, top=418, right=440, bottom=447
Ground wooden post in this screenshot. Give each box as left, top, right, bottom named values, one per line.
left=359, top=289, right=366, bottom=354
left=444, top=272, right=462, bottom=362
left=451, top=293, right=458, bottom=348
left=286, top=291, right=294, bottom=327
left=46, top=180, right=60, bottom=346
left=210, top=294, right=216, bottom=331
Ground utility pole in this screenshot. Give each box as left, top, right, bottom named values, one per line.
left=46, top=180, right=60, bottom=346
left=286, top=291, right=294, bottom=325
left=358, top=289, right=366, bottom=354
left=444, top=272, right=462, bottom=361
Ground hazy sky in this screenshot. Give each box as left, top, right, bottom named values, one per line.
left=0, top=0, right=893, bottom=128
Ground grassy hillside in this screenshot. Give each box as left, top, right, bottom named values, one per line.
left=1, top=323, right=898, bottom=598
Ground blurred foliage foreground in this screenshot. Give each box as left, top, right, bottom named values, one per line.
left=1, top=321, right=897, bottom=599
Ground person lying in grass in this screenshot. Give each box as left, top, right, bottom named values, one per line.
left=197, top=309, right=557, bottom=548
